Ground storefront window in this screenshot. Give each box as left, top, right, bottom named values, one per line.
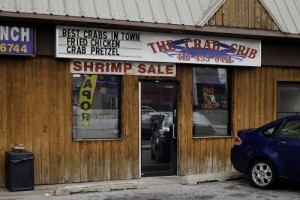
left=277, top=82, right=300, bottom=118
left=192, top=67, right=230, bottom=137
left=72, top=74, right=121, bottom=140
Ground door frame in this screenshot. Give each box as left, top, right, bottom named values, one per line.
left=138, top=80, right=179, bottom=177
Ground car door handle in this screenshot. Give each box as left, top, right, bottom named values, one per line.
left=278, top=141, right=286, bottom=145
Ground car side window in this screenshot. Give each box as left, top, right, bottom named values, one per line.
left=280, top=120, right=300, bottom=140
left=261, top=125, right=277, bottom=136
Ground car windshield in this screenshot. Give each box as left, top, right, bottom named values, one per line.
left=142, top=106, right=156, bottom=114
left=163, top=115, right=173, bottom=128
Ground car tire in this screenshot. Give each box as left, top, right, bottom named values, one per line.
left=249, top=159, right=276, bottom=189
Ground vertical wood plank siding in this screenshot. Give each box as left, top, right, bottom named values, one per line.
left=208, top=0, right=280, bottom=31
left=177, top=65, right=300, bottom=175
left=0, top=57, right=142, bottom=186
left=0, top=0, right=296, bottom=186
left=0, top=57, right=299, bottom=186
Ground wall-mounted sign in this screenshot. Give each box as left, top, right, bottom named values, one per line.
left=0, top=25, right=35, bottom=56
left=70, top=60, right=176, bottom=77
left=57, top=26, right=261, bottom=67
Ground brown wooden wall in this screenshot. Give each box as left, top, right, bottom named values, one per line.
left=176, top=65, right=300, bottom=175
left=0, top=56, right=299, bottom=186
left=208, top=0, right=280, bottom=31
left=232, top=67, right=300, bottom=130
left=177, top=66, right=233, bottom=175
left=0, top=56, right=140, bottom=186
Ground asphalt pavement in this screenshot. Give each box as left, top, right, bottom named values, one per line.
left=2, top=177, right=300, bottom=200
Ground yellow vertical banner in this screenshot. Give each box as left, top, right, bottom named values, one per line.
left=79, top=75, right=98, bottom=128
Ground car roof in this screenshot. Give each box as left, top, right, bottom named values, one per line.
left=263, top=115, right=300, bottom=128
left=278, top=115, right=300, bottom=120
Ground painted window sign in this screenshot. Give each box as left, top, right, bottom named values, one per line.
left=0, top=25, right=34, bottom=56
left=56, top=26, right=261, bottom=67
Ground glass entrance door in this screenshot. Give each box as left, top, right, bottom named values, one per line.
left=140, top=81, right=178, bottom=176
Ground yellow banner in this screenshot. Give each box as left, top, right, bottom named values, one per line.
left=79, top=75, right=98, bottom=128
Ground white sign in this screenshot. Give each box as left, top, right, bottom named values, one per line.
left=70, top=60, right=176, bottom=77
left=56, top=26, right=261, bottom=67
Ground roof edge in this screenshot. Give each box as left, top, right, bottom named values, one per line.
left=259, top=0, right=286, bottom=33
left=0, top=11, right=299, bottom=40
left=196, top=0, right=226, bottom=26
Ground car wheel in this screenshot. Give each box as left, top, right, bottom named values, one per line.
left=249, top=159, right=276, bottom=189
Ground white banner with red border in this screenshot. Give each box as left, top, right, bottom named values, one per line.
left=57, top=26, right=261, bottom=67
left=70, top=60, right=176, bottom=77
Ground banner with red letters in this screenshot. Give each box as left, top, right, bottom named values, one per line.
left=70, top=60, right=176, bottom=77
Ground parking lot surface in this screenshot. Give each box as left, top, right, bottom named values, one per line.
left=12, top=178, right=300, bottom=200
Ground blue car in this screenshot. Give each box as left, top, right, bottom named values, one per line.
left=231, top=115, right=300, bottom=189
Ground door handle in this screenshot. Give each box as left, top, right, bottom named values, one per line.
left=173, top=124, right=176, bottom=139
left=278, top=141, right=286, bottom=145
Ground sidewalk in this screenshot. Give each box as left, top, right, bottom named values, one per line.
left=0, top=172, right=243, bottom=200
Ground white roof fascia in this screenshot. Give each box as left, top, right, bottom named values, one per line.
left=149, top=0, right=168, bottom=24
left=49, top=0, right=66, bottom=15
left=123, top=0, right=141, bottom=22
left=94, top=0, right=112, bottom=19
left=136, top=0, right=155, bottom=23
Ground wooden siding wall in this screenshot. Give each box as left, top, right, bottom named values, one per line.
left=176, top=65, right=300, bottom=175
left=0, top=56, right=140, bottom=186
left=177, top=66, right=233, bottom=175
left=232, top=67, right=300, bottom=132
left=208, top=0, right=279, bottom=31
left=1, top=56, right=299, bottom=186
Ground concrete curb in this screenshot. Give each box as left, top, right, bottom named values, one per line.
left=0, top=172, right=245, bottom=198
left=54, top=180, right=147, bottom=196
left=182, top=171, right=245, bottom=185
left=54, top=172, right=244, bottom=196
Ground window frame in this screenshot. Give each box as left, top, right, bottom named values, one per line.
left=192, top=67, right=232, bottom=138
left=72, top=74, right=122, bottom=141
left=276, top=80, right=300, bottom=119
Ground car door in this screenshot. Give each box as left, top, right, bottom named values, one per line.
left=269, top=119, right=300, bottom=179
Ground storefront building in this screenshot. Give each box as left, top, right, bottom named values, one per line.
left=0, top=0, right=300, bottom=186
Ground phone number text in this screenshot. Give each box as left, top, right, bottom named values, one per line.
left=177, top=53, right=233, bottom=63
left=0, top=43, right=28, bottom=54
